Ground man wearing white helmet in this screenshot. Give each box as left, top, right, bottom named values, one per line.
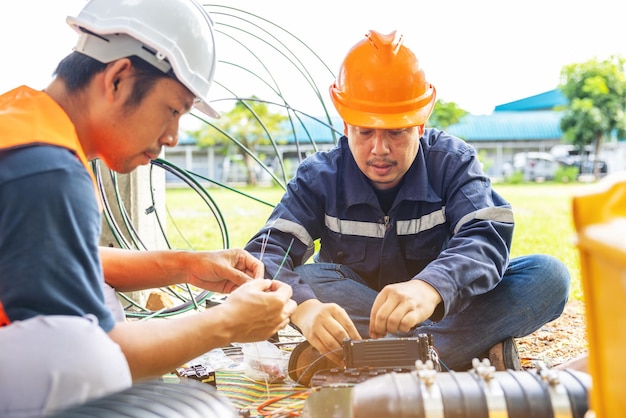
left=0, top=0, right=296, bottom=416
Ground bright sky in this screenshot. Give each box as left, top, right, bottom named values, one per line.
left=1, top=0, right=624, bottom=117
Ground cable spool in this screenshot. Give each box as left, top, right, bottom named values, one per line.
left=351, top=360, right=591, bottom=418
left=48, top=379, right=238, bottom=418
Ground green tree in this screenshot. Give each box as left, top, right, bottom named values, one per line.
left=427, top=100, right=469, bottom=130
left=559, top=55, right=626, bottom=178
left=192, top=97, right=287, bottom=186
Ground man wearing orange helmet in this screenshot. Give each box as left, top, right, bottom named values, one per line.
left=0, top=0, right=295, bottom=415
left=246, top=30, right=570, bottom=374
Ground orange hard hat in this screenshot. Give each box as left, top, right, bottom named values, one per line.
left=329, top=30, right=436, bottom=129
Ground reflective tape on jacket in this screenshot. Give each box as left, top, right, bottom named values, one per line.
left=324, top=206, right=513, bottom=239
left=266, top=218, right=316, bottom=261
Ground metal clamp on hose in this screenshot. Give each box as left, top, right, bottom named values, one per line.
left=350, top=359, right=591, bottom=418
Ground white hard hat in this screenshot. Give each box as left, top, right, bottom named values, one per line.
left=67, top=0, right=219, bottom=118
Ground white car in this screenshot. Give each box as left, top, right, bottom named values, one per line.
left=504, top=152, right=559, bottom=181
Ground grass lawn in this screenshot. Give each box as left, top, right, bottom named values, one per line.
left=493, top=182, right=596, bottom=301
left=164, top=182, right=596, bottom=302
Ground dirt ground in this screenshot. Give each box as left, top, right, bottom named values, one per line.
left=517, top=298, right=588, bottom=369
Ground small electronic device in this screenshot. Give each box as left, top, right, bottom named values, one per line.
left=343, top=333, right=436, bottom=369
left=289, top=333, right=439, bottom=387
left=175, top=364, right=216, bottom=387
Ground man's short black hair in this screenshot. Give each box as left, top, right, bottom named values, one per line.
left=53, top=52, right=176, bottom=109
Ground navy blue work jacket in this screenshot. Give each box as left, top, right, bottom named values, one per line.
left=245, top=128, right=513, bottom=321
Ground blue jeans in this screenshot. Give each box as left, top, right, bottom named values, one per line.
left=294, top=254, right=570, bottom=371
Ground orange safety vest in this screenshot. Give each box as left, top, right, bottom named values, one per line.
left=0, top=85, right=99, bottom=327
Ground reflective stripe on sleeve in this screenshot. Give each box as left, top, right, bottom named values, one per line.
left=453, top=207, right=514, bottom=235
left=267, top=218, right=316, bottom=260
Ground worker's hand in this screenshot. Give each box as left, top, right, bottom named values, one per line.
left=219, top=279, right=296, bottom=342
left=291, top=299, right=361, bottom=364
left=186, top=249, right=265, bottom=293
left=369, top=280, right=442, bottom=339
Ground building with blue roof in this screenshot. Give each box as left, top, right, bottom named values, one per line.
left=260, top=89, right=570, bottom=179
left=494, top=89, right=569, bottom=112
left=444, top=89, right=567, bottom=178
left=166, top=88, right=626, bottom=184
left=274, top=89, right=572, bottom=177
left=446, top=111, right=563, bottom=141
